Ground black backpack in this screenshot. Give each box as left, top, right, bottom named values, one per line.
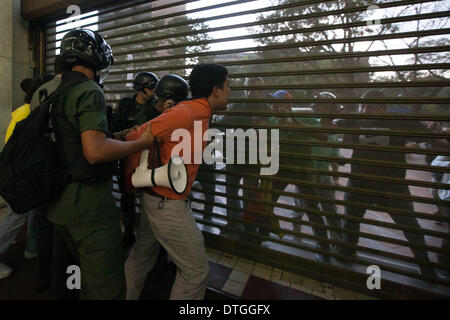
left=0, top=78, right=88, bottom=213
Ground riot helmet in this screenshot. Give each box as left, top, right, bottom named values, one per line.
left=155, top=74, right=189, bottom=103
left=269, top=90, right=293, bottom=112
left=359, top=90, right=387, bottom=114
left=133, top=72, right=158, bottom=91
left=311, top=91, right=337, bottom=113
left=270, top=90, right=292, bottom=100
left=60, top=29, right=114, bottom=83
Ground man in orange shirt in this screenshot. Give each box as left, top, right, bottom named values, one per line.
left=124, top=64, right=230, bottom=300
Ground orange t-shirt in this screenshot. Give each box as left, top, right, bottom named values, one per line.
left=125, top=98, right=212, bottom=199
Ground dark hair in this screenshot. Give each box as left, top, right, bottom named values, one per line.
left=24, top=76, right=50, bottom=104
left=20, top=78, right=33, bottom=95
left=189, top=63, right=228, bottom=99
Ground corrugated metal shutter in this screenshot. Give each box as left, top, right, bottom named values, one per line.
left=43, top=0, right=449, bottom=298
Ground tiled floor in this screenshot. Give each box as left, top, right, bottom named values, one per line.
left=205, top=247, right=377, bottom=300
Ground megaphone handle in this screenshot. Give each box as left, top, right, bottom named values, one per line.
left=138, top=149, right=149, bottom=169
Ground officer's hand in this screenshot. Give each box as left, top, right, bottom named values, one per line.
left=139, top=124, right=156, bottom=147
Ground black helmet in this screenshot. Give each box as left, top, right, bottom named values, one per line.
left=60, top=29, right=113, bottom=71
left=359, top=90, right=387, bottom=113
left=155, top=74, right=189, bottom=103
left=133, top=72, right=158, bottom=91
left=311, top=91, right=336, bottom=111
left=314, top=92, right=336, bottom=100
left=361, top=89, right=385, bottom=100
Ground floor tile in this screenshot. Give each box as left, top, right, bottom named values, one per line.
left=334, top=287, right=358, bottom=300
left=234, top=258, right=255, bottom=274
left=281, top=271, right=303, bottom=285
left=206, top=250, right=223, bottom=263
left=290, top=283, right=312, bottom=294
left=229, top=269, right=250, bottom=285
left=222, top=279, right=245, bottom=297
left=302, top=277, right=325, bottom=293
left=208, top=262, right=233, bottom=290
left=252, top=265, right=272, bottom=280
left=255, top=262, right=272, bottom=270
left=241, top=276, right=290, bottom=300
left=272, top=279, right=291, bottom=287
left=270, top=269, right=290, bottom=287
left=323, top=282, right=334, bottom=297
left=312, top=289, right=335, bottom=300
left=217, top=254, right=239, bottom=269
left=288, top=287, right=324, bottom=300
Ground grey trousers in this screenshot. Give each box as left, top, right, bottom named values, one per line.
left=0, top=207, right=38, bottom=258
left=125, top=192, right=209, bottom=300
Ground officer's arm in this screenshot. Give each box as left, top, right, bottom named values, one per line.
left=81, top=125, right=154, bottom=164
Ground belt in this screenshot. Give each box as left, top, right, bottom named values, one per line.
left=144, top=188, right=166, bottom=199
left=144, top=188, right=190, bottom=209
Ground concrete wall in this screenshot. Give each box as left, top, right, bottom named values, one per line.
left=13, top=0, right=33, bottom=110
left=0, top=0, right=14, bottom=146
left=0, top=0, right=33, bottom=148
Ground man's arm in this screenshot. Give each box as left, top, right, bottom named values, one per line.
left=82, top=124, right=154, bottom=164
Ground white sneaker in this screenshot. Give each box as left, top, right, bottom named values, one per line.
left=0, top=262, right=13, bottom=279
left=24, top=250, right=37, bottom=259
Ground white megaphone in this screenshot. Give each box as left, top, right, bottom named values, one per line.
left=131, top=150, right=188, bottom=195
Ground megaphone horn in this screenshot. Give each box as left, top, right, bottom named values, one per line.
left=131, top=151, right=188, bottom=195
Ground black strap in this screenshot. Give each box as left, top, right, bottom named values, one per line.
left=154, top=141, right=163, bottom=167
left=48, top=78, right=89, bottom=105
left=39, top=89, right=48, bottom=104
left=150, top=141, right=162, bottom=187
left=151, top=166, right=157, bottom=187
left=49, top=78, right=93, bottom=181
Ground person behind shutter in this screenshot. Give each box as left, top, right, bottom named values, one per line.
left=336, top=90, right=439, bottom=279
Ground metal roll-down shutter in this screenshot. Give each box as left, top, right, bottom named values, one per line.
left=42, top=0, right=449, bottom=299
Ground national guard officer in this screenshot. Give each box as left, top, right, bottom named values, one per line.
left=47, top=29, right=155, bottom=299
left=112, top=71, right=159, bottom=132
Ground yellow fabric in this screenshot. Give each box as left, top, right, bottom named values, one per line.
left=5, top=103, right=31, bottom=143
